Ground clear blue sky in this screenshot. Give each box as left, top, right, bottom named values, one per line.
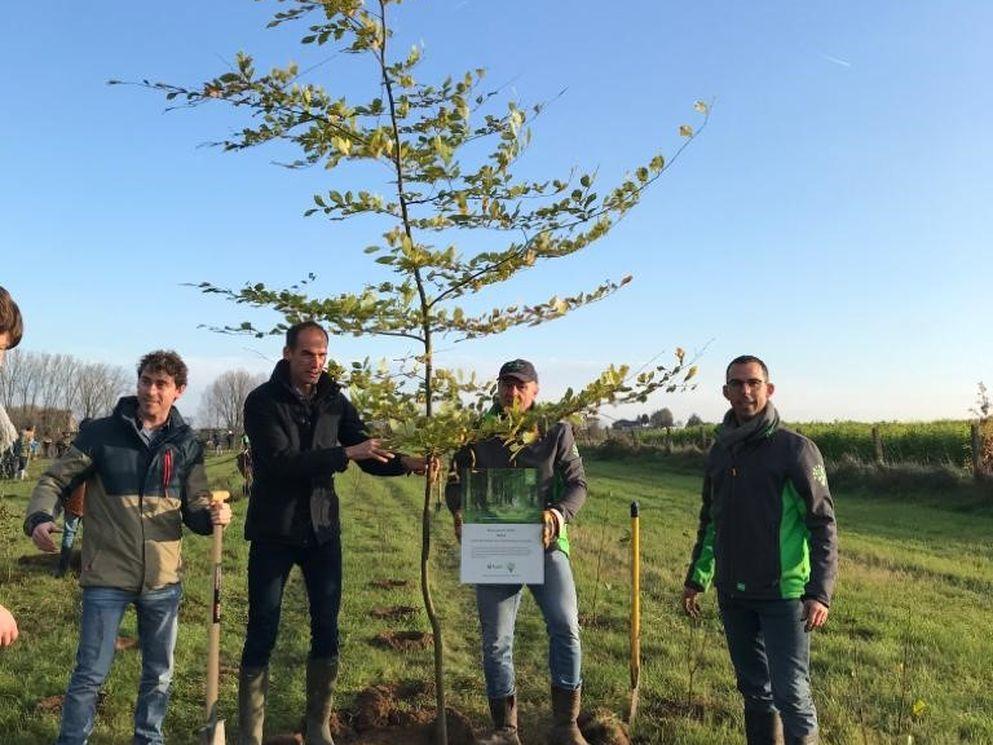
left=2, top=1, right=990, bottom=424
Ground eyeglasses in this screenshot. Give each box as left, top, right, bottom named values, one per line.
left=726, top=378, right=766, bottom=392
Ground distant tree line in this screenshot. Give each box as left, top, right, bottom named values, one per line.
left=198, top=369, right=266, bottom=435
left=606, top=408, right=707, bottom=431
left=0, top=349, right=131, bottom=434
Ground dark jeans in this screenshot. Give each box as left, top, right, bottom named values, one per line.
left=718, top=593, right=818, bottom=738
left=241, top=537, right=343, bottom=668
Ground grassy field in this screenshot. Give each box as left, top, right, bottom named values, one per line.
left=1, top=454, right=992, bottom=744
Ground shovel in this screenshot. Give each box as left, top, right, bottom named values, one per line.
left=626, top=500, right=641, bottom=726
left=201, top=490, right=229, bottom=745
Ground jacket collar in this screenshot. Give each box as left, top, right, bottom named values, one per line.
left=114, top=396, right=188, bottom=443
left=271, top=359, right=339, bottom=402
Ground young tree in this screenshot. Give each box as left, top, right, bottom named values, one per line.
left=124, top=2, right=704, bottom=739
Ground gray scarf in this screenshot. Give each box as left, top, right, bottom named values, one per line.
left=0, top=403, right=17, bottom=452
left=715, top=402, right=780, bottom=454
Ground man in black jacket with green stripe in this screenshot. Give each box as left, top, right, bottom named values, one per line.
left=682, top=356, right=837, bottom=745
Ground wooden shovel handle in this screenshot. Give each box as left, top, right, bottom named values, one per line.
left=205, top=490, right=229, bottom=725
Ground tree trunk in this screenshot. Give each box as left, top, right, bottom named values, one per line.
left=421, top=471, right=447, bottom=743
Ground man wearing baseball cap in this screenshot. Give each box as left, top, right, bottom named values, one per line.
left=446, top=359, right=590, bottom=745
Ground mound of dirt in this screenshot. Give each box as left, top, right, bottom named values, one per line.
left=348, top=707, right=476, bottom=745
left=369, top=578, right=408, bottom=590
left=370, top=605, right=419, bottom=620
left=35, top=695, right=64, bottom=714
left=36, top=690, right=106, bottom=716
left=371, top=630, right=432, bottom=652
left=353, top=685, right=395, bottom=731
left=578, top=709, right=632, bottom=745
left=264, top=685, right=476, bottom=745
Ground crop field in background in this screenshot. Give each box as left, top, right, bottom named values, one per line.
left=632, top=420, right=976, bottom=466
left=1, top=454, right=992, bottom=743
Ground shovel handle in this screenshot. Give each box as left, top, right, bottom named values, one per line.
left=205, top=491, right=229, bottom=724
left=630, top=501, right=641, bottom=689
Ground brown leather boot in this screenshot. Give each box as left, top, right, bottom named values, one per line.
left=237, top=666, right=268, bottom=745
left=304, top=657, right=339, bottom=745
left=744, top=709, right=785, bottom=745
left=548, top=686, right=589, bottom=745
left=478, top=695, right=521, bottom=745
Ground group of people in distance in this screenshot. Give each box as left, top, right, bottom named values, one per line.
left=1, top=284, right=837, bottom=745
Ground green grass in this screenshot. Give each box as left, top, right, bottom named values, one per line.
left=2, top=454, right=992, bottom=743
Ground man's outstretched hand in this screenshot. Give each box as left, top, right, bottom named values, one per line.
left=0, top=604, right=18, bottom=648
left=345, top=439, right=394, bottom=464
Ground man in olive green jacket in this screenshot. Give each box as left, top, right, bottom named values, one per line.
left=25, top=350, right=232, bottom=745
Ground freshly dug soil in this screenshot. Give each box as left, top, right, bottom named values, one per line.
left=369, top=605, right=419, bottom=620
left=371, top=630, right=433, bottom=652
left=346, top=707, right=476, bottom=745
left=578, top=709, right=632, bottom=745
left=35, top=690, right=106, bottom=715
left=263, top=684, right=476, bottom=745
left=35, top=695, right=64, bottom=714
left=352, top=685, right=394, bottom=731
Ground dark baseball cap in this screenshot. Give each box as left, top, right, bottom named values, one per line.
left=498, top=359, right=538, bottom=383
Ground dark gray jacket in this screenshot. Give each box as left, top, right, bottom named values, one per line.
left=685, top=404, right=838, bottom=606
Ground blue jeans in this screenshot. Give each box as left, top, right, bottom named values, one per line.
left=718, top=593, right=818, bottom=738
left=241, top=537, right=343, bottom=668
left=62, top=514, right=82, bottom=551
left=475, top=548, right=582, bottom=699
left=58, top=583, right=182, bottom=745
